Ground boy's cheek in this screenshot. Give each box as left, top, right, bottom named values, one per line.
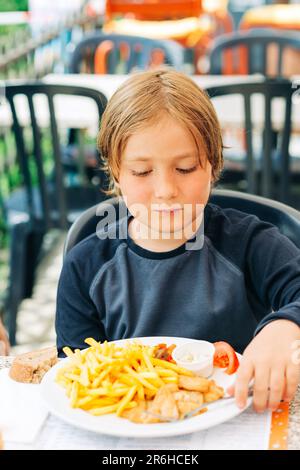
left=119, top=187, right=151, bottom=209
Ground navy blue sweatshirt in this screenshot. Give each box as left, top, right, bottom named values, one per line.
left=55, top=202, right=300, bottom=357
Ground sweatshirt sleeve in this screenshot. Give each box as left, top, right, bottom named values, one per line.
left=245, top=222, right=300, bottom=337
left=55, top=253, right=106, bottom=357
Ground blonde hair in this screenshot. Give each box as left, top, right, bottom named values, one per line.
left=97, top=68, right=224, bottom=196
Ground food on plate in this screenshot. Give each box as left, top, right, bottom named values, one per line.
left=178, top=374, right=210, bottom=392
left=213, top=341, right=239, bottom=375
left=9, top=346, right=58, bottom=384
left=56, top=338, right=224, bottom=423
left=203, top=381, right=225, bottom=403
left=153, top=343, right=176, bottom=363
left=122, top=380, right=224, bottom=424
left=180, top=351, right=202, bottom=362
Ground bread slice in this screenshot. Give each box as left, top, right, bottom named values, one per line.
left=9, top=346, right=58, bottom=384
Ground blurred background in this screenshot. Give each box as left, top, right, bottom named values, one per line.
left=1, top=0, right=300, bottom=354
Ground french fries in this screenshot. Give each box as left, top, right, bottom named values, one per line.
left=56, top=338, right=194, bottom=418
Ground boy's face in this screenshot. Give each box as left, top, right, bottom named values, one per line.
left=118, top=114, right=212, bottom=237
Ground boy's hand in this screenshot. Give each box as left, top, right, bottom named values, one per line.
left=228, top=319, right=300, bottom=412
left=0, top=320, right=10, bottom=356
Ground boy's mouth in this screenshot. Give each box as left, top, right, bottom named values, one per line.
left=153, top=208, right=183, bottom=215
left=152, top=204, right=183, bottom=214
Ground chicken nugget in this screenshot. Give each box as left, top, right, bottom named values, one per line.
left=148, top=385, right=179, bottom=420
left=208, top=382, right=224, bottom=399
left=173, top=390, right=203, bottom=405
left=178, top=375, right=210, bottom=392
left=203, top=389, right=224, bottom=403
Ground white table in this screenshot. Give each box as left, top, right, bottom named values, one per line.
left=43, top=73, right=266, bottom=130
left=2, top=74, right=256, bottom=130
left=42, top=73, right=300, bottom=132
left=0, top=83, right=102, bottom=131
left=2, top=74, right=299, bottom=131
left=1, top=74, right=300, bottom=167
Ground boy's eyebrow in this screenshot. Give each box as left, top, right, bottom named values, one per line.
left=125, top=152, right=198, bottom=162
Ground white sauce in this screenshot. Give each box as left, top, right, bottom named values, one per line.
left=180, top=351, right=210, bottom=363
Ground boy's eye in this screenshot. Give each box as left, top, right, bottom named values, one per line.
left=131, top=165, right=198, bottom=177
left=131, top=170, right=152, bottom=177
left=176, top=165, right=198, bottom=174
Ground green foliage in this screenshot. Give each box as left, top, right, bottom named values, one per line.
left=0, top=0, right=28, bottom=36
left=0, top=0, right=28, bottom=12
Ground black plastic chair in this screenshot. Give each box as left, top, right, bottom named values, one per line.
left=205, top=78, right=294, bottom=203
left=209, top=28, right=300, bottom=76
left=63, top=189, right=300, bottom=260
left=3, top=82, right=108, bottom=344
left=69, top=32, right=186, bottom=74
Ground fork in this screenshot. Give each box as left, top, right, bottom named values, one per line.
left=144, top=388, right=254, bottom=423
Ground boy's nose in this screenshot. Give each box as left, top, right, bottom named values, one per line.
left=153, top=173, right=178, bottom=200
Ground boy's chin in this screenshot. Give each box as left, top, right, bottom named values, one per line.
left=148, top=223, right=197, bottom=239
left=132, top=217, right=200, bottom=240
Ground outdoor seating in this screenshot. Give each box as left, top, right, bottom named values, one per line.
left=69, top=32, right=186, bottom=74
left=239, top=3, right=300, bottom=76
left=205, top=78, right=294, bottom=203
left=102, top=0, right=233, bottom=74
left=208, top=28, right=300, bottom=76
left=3, top=82, right=107, bottom=344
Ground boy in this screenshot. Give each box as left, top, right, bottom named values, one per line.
left=56, top=68, right=300, bottom=413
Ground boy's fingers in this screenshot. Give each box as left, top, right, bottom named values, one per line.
left=0, top=340, right=6, bottom=356
left=253, top=366, right=270, bottom=413
left=284, top=365, right=300, bottom=402
left=268, top=369, right=285, bottom=411
left=234, top=360, right=254, bottom=409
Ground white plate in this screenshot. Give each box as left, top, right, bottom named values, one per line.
left=40, top=336, right=252, bottom=438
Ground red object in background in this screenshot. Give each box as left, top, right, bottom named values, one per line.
left=105, top=0, right=203, bottom=22
left=213, top=341, right=239, bottom=375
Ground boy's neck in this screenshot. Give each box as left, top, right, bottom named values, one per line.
left=128, top=216, right=203, bottom=253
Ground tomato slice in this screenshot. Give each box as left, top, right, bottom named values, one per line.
left=213, top=341, right=239, bottom=375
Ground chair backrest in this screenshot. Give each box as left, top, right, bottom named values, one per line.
left=63, top=188, right=300, bottom=259
left=105, top=0, right=203, bottom=22
left=69, top=32, right=185, bottom=74
left=205, top=78, right=293, bottom=202
left=209, top=28, right=300, bottom=76
left=64, top=196, right=126, bottom=257
left=5, top=82, right=107, bottom=229
left=210, top=189, right=300, bottom=249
